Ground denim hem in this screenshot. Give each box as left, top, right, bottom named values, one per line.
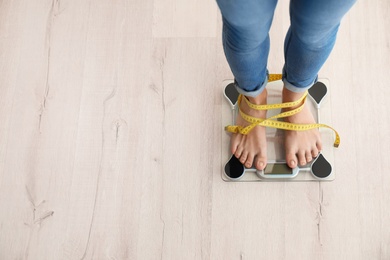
left=282, top=77, right=317, bottom=93
left=234, top=79, right=267, bottom=98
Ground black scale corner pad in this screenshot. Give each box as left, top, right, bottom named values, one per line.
left=311, top=153, right=332, bottom=179
left=224, top=83, right=239, bottom=106
left=224, top=156, right=245, bottom=180
left=308, top=81, right=328, bottom=105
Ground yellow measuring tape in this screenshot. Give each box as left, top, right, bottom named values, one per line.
left=225, top=74, right=340, bottom=147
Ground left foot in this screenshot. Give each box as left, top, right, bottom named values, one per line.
left=282, top=87, right=322, bottom=168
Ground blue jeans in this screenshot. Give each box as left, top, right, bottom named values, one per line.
left=217, top=0, right=356, bottom=97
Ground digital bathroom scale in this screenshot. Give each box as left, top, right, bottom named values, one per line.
left=221, top=78, right=337, bottom=182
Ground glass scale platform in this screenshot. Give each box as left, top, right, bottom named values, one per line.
left=221, top=78, right=337, bottom=182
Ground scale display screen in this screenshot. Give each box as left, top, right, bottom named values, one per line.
left=264, top=163, right=293, bottom=175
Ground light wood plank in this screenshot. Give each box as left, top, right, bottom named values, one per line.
left=0, top=0, right=68, bottom=258
left=61, top=0, right=155, bottom=259
left=152, top=0, right=218, bottom=38
left=146, top=38, right=217, bottom=259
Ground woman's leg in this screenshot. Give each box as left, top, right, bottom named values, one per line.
left=217, top=0, right=278, bottom=97
left=217, top=0, right=278, bottom=170
left=282, top=0, right=356, bottom=168
left=283, top=0, right=356, bottom=91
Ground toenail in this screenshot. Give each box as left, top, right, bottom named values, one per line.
left=258, top=162, right=264, bottom=168
left=290, top=160, right=296, bottom=167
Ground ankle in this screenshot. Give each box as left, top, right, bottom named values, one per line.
left=282, top=87, right=309, bottom=111
left=246, top=89, right=267, bottom=105
left=282, top=87, right=306, bottom=102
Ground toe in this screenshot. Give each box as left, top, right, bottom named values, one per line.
left=231, top=145, right=238, bottom=155
left=311, top=147, right=319, bottom=158
left=239, top=151, right=248, bottom=165
left=298, top=151, right=307, bottom=166
left=305, top=151, right=313, bottom=163
left=255, top=147, right=267, bottom=170
left=286, top=150, right=298, bottom=168
left=235, top=144, right=244, bottom=159
left=254, top=156, right=267, bottom=171
left=230, top=134, right=242, bottom=155
left=245, top=153, right=254, bottom=168
left=316, top=140, right=323, bottom=152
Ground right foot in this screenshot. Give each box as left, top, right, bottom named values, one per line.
left=282, top=87, right=322, bottom=168
left=230, top=89, right=268, bottom=170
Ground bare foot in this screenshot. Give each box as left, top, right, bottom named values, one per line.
left=230, top=89, right=268, bottom=170
left=282, top=87, right=322, bottom=168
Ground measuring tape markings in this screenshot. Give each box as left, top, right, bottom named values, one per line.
left=242, top=91, right=308, bottom=111
left=268, top=74, right=283, bottom=82
left=225, top=95, right=308, bottom=134
left=225, top=74, right=340, bottom=148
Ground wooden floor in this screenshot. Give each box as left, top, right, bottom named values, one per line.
left=1, top=0, right=389, bottom=259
